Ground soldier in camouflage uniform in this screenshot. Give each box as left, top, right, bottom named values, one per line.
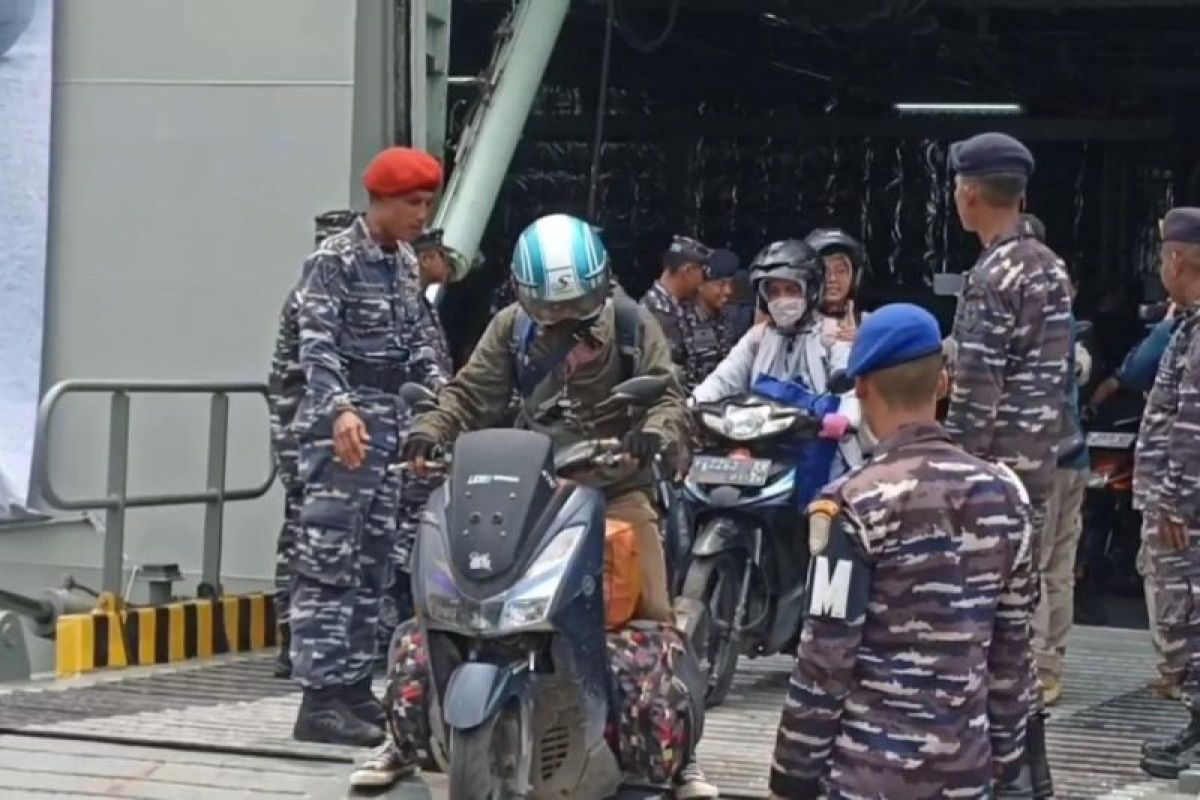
left=1135, top=208, right=1200, bottom=779
left=266, top=211, right=358, bottom=679
left=769, top=304, right=1037, bottom=800
left=289, top=148, right=447, bottom=748
left=681, top=248, right=739, bottom=391
left=641, top=235, right=713, bottom=369
left=376, top=228, right=456, bottom=658
left=944, top=133, right=1073, bottom=552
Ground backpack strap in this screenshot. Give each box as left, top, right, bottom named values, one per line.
left=510, top=307, right=576, bottom=397
left=611, top=295, right=644, bottom=382
left=510, top=298, right=645, bottom=397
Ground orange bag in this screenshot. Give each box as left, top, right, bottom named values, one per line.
left=604, top=518, right=642, bottom=630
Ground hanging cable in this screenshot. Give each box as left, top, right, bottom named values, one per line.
left=587, top=0, right=616, bottom=220
left=613, top=0, right=679, bottom=54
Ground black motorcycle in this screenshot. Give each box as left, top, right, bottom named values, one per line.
left=675, top=394, right=818, bottom=706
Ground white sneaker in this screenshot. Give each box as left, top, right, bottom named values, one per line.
left=348, top=741, right=418, bottom=790
left=674, top=758, right=720, bottom=799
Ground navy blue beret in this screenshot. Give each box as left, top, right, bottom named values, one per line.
left=706, top=249, right=740, bottom=280
left=1162, top=207, right=1200, bottom=245
left=847, top=303, right=943, bottom=379
left=949, top=132, right=1035, bottom=179
left=413, top=228, right=444, bottom=253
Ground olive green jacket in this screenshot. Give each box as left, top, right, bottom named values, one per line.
left=410, top=300, right=687, bottom=494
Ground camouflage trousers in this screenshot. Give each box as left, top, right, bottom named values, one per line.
left=1137, top=535, right=1173, bottom=679
left=272, top=478, right=303, bottom=625
left=1032, top=468, right=1087, bottom=681
left=384, top=620, right=699, bottom=784
left=1144, top=513, right=1200, bottom=706
left=376, top=474, right=443, bottom=656
left=290, top=412, right=401, bottom=689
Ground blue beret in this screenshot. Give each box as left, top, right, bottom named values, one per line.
left=706, top=249, right=740, bottom=280
left=949, top=132, right=1035, bottom=178
left=847, top=303, right=943, bottom=379
left=1162, top=207, right=1200, bottom=245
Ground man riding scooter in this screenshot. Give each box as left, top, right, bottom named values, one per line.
left=692, top=238, right=864, bottom=506
left=353, top=214, right=719, bottom=798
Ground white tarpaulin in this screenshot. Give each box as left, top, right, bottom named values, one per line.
left=0, top=0, right=52, bottom=512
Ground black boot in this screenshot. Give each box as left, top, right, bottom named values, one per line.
left=293, top=686, right=385, bottom=747
left=1141, top=711, right=1200, bottom=778
left=1027, top=709, right=1054, bottom=799
left=343, top=676, right=387, bottom=730
left=273, top=623, right=292, bottom=679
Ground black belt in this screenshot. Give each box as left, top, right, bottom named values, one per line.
left=347, top=358, right=410, bottom=394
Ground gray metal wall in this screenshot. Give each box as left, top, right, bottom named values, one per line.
left=2, top=0, right=361, bottom=631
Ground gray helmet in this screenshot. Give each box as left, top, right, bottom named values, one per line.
left=805, top=228, right=866, bottom=299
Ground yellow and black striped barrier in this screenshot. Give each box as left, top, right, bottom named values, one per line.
left=55, top=593, right=278, bottom=678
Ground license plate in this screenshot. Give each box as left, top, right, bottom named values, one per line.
left=688, top=455, right=771, bottom=487
left=1086, top=432, right=1136, bottom=449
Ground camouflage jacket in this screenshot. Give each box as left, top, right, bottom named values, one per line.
left=640, top=281, right=690, bottom=367
left=770, top=423, right=1035, bottom=800
left=945, top=223, right=1073, bottom=507
left=682, top=302, right=736, bottom=391
left=266, top=274, right=309, bottom=490
left=1133, top=303, right=1200, bottom=522
left=409, top=300, right=687, bottom=496
left=294, top=217, right=447, bottom=431
left=418, top=291, right=453, bottom=375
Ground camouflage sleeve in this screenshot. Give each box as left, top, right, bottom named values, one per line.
left=1161, top=322, right=1200, bottom=522
left=635, top=306, right=688, bottom=451
left=770, top=506, right=869, bottom=797
left=987, top=467, right=1036, bottom=782
left=403, top=282, right=449, bottom=393
left=944, top=274, right=1014, bottom=457
left=409, top=307, right=518, bottom=444
left=644, top=303, right=687, bottom=365
left=296, top=256, right=356, bottom=419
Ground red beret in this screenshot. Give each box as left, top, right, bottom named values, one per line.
left=362, top=147, right=443, bottom=197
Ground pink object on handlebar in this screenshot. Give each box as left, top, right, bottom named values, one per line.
left=820, top=413, right=851, bottom=441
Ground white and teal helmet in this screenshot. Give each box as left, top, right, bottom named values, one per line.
left=512, top=214, right=610, bottom=326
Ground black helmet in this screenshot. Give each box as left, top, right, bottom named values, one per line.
left=749, top=239, right=824, bottom=331
left=805, top=228, right=866, bottom=298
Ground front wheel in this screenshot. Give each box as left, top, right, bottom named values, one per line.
left=448, top=705, right=524, bottom=800
left=681, top=551, right=744, bottom=708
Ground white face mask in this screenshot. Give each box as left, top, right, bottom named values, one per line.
left=767, top=296, right=808, bottom=329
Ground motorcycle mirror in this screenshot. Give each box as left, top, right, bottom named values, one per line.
left=932, top=272, right=965, bottom=297
left=827, top=369, right=854, bottom=395
left=400, top=382, right=437, bottom=410
left=610, top=375, right=668, bottom=406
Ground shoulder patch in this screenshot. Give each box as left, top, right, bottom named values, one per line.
left=807, top=499, right=840, bottom=555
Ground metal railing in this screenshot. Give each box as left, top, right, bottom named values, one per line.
left=33, top=381, right=278, bottom=600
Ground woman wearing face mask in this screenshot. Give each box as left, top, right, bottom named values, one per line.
left=691, top=239, right=865, bottom=501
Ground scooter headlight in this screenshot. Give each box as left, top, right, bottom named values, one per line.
left=498, top=523, right=587, bottom=630
left=723, top=406, right=771, bottom=440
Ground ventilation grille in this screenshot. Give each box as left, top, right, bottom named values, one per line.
left=538, top=724, right=570, bottom=781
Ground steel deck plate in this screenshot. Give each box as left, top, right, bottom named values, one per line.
left=0, top=625, right=1194, bottom=798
